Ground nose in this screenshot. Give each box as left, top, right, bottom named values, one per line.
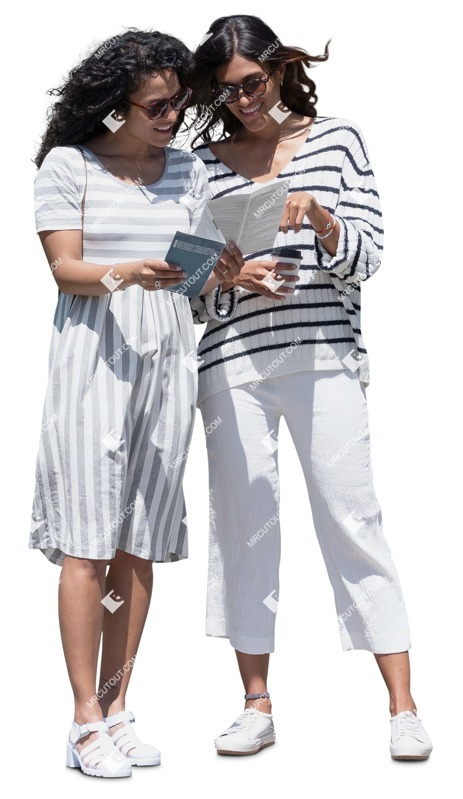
left=159, top=103, right=178, bottom=122
left=237, top=91, right=254, bottom=106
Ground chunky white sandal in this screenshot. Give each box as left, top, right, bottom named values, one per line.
left=105, top=710, right=161, bottom=766
left=66, top=720, right=132, bottom=778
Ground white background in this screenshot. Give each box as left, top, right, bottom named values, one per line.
left=3, top=1, right=460, bottom=796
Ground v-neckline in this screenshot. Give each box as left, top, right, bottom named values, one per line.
left=206, top=119, right=317, bottom=185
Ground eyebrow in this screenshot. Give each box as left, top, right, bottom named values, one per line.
left=143, top=87, right=181, bottom=103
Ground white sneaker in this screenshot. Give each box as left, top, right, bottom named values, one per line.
left=105, top=710, right=161, bottom=766
left=66, top=720, right=132, bottom=777
left=215, top=708, right=276, bottom=755
left=390, top=710, right=433, bottom=760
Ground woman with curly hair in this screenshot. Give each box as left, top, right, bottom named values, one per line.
left=30, top=28, right=243, bottom=778
left=188, top=15, right=432, bottom=760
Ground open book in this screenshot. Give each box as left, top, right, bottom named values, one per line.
left=164, top=179, right=289, bottom=297
left=195, top=179, right=289, bottom=255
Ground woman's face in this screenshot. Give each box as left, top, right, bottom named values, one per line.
left=121, top=70, right=182, bottom=146
left=214, top=54, right=284, bottom=132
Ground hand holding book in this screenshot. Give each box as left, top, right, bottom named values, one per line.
left=164, top=179, right=290, bottom=298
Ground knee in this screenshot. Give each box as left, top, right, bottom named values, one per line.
left=62, top=555, right=107, bottom=580
left=113, top=549, right=153, bottom=574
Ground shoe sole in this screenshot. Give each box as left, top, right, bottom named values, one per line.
left=130, top=757, right=161, bottom=766
left=216, top=739, right=275, bottom=756
left=391, top=753, right=431, bottom=761
left=67, top=764, right=132, bottom=777
left=66, top=743, right=132, bottom=777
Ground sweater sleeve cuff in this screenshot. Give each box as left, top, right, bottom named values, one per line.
left=314, top=215, right=381, bottom=282
left=204, top=284, right=239, bottom=321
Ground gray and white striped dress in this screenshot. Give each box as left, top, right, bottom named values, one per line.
left=30, top=144, right=209, bottom=566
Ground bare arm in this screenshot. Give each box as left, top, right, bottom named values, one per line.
left=39, top=229, right=186, bottom=295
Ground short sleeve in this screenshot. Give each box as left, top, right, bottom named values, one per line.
left=34, top=146, right=86, bottom=233
left=190, top=156, right=211, bottom=231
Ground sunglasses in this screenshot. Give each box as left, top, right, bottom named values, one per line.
left=212, top=66, right=277, bottom=105
left=128, top=87, right=192, bottom=120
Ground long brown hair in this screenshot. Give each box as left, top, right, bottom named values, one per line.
left=187, top=15, right=330, bottom=145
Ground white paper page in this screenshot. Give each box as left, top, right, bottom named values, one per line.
left=205, top=194, right=249, bottom=247
left=238, top=180, right=289, bottom=254
left=194, top=204, right=226, bottom=243
left=206, top=180, right=289, bottom=255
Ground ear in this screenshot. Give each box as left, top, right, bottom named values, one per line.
left=278, top=64, right=286, bottom=85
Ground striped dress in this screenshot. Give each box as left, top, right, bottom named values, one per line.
left=30, top=144, right=209, bottom=566
left=190, top=116, right=383, bottom=404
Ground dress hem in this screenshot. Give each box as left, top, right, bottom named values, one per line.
left=29, top=540, right=188, bottom=566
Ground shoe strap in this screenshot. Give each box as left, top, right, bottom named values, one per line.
left=80, top=733, right=113, bottom=760
left=79, top=730, right=125, bottom=769
left=69, top=719, right=108, bottom=744
left=111, top=722, right=142, bottom=752
left=105, top=710, right=135, bottom=727
left=244, top=692, right=270, bottom=700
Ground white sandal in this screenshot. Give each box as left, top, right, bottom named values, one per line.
left=66, top=720, right=132, bottom=778
left=105, top=710, right=161, bottom=766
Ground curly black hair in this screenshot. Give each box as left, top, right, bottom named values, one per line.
left=34, top=28, right=193, bottom=168
left=187, top=15, right=330, bottom=145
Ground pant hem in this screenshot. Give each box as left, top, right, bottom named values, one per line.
left=206, top=620, right=275, bottom=654
left=340, top=631, right=412, bottom=654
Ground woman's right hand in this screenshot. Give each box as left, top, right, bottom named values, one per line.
left=114, top=259, right=187, bottom=290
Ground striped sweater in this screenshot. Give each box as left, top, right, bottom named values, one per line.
left=190, top=116, right=383, bottom=404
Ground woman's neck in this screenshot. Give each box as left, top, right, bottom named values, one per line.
left=84, top=133, right=164, bottom=161
left=231, top=113, right=312, bottom=146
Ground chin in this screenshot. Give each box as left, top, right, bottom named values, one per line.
left=241, top=114, right=271, bottom=132
left=150, top=123, right=175, bottom=143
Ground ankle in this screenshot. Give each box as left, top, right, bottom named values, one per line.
left=245, top=698, right=272, bottom=714
left=71, top=709, right=106, bottom=750
left=74, top=705, right=104, bottom=726
left=98, top=685, right=126, bottom=719
left=390, top=697, right=417, bottom=717
left=100, top=703, right=126, bottom=721
left=244, top=690, right=272, bottom=714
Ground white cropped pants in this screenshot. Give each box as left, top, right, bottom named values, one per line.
left=200, top=369, right=411, bottom=655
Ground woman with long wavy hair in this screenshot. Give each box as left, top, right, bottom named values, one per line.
left=30, top=28, right=242, bottom=778
left=188, top=14, right=432, bottom=760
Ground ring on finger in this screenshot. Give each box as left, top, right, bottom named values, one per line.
left=155, top=279, right=161, bottom=290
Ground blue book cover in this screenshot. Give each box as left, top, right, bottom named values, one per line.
left=164, top=232, right=225, bottom=299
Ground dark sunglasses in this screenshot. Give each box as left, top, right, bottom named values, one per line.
left=128, top=87, right=192, bottom=120
left=212, top=66, right=277, bottom=104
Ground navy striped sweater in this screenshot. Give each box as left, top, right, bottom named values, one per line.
left=190, top=116, right=383, bottom=404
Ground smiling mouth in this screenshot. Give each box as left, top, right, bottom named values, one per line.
left=239, top=101, right=264, bottom=117
left=153, top=123, right=173, bottom=133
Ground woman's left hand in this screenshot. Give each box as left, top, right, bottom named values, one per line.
left=279, top=191, right=316, bottom=234
left=201, top=242, right=245, bottom=295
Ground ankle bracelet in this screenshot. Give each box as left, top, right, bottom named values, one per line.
left=245, top=692, right=270, bottom=701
